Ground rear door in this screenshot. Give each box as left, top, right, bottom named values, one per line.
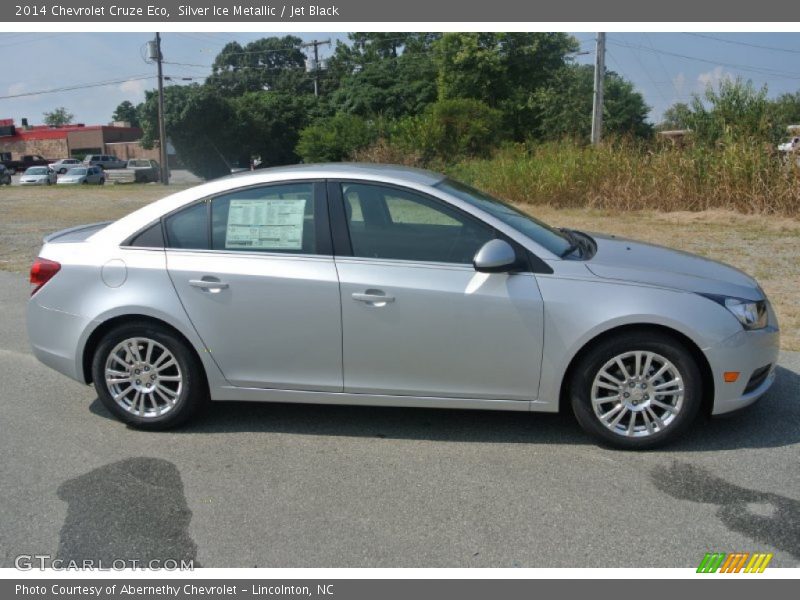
left=165, top=181, right=343, bottom=391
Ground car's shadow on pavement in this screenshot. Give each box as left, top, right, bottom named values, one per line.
left=89, top=365, right=799, bottom=451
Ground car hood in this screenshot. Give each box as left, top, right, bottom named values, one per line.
left=584, top=233, right=762, bottom=300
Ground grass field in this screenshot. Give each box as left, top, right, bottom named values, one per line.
left=1, top=184, right=797, bottom=350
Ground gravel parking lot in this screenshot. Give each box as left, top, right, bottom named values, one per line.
left=0, top=183, right=798, bottom=568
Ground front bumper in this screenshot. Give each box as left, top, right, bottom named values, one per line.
left=704, top=323, right=780, bottom=415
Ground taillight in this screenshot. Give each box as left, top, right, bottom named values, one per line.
left=30, top=257, right=61, bottom=296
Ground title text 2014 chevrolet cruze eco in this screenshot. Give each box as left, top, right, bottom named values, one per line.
left=26, top=164, right=780, bottom=449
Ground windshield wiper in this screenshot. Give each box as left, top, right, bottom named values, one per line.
left=559, top=228, right=581, bottom=258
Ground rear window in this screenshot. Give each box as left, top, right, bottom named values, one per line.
left=164, top=202, right=209, bottom=249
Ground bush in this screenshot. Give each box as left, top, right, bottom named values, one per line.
left=391, top=98, right=503, bottom=163
left=447, top=138, right=800, bottom=216
left=296, top=113, right=377, bottom=163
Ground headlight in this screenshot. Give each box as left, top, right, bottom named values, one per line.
left=700, top=294, right=768, bottom=330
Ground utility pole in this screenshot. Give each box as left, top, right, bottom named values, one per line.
left=591, top=32, right=606, bottom=146
left=302, top=38, right=330, bottom=97
left=155, top=32, right=169, bottom=185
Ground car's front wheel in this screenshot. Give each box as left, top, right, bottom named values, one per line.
left=92, top=322, right=207, bottom=429
left=570, top=331, right=702, bottom=449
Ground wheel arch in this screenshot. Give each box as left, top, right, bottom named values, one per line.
left=557, top=323, right=715, bottom=417
left=81, top=314, right=209, bottom=392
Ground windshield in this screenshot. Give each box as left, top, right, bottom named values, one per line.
left=67, top=168, right=87, bottom=175
left=26, top=167, right=48, bottom=175
left=435, top=178, right=571, bottom=257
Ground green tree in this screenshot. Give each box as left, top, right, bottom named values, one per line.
left=329, top=52, right=437, bottom=119
left=296, top=113, right=377, bottom=162
left=42, top=107, right=73, bottom=126
left=140, top=85, right=240, bottom=179
left=206, top=36, right=310, bottom=95
left=112, top=100, right=140, bottom=127
left=231, top=92, right=315, bottom=167
left=687, top=78, right=772, bottom=145
left=434, top=32, right=578, bottom=139
left=534, top=64, right=652, bottom=140
left=659, top=103, right=692, bottom=131
left=767, top=92, right=800, bottom=140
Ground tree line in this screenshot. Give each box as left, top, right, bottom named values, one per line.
left=110, top=33, right=800, bottom=179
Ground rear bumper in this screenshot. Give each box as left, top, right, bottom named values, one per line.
left=27, top=298, right=91, bottom=383
left=704, top=324, right=780, bottom=415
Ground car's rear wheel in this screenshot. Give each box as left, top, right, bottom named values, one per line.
left=570, top=331, right=702, bottom=449
left=92, top=322, right=207, bottom=429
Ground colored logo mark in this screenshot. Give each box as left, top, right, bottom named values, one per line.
left=697, top=552, right=773, bottom=573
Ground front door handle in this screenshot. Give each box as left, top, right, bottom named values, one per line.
left=189, top=278, right=229, bottom=291
left=352, top=291, right=395, bottom=305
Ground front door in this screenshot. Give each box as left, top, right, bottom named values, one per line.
left=332, top=181, right=544, bottom=401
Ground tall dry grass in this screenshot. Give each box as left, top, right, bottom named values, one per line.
left=433, top=139, right=800, bottom=217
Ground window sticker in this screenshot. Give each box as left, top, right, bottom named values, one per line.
left=225, top=198, right=307, bottom=250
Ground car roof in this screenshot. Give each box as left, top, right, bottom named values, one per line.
left=227, top=163, right=444, bottom=186
left=89, top=163, right=447, bottom=246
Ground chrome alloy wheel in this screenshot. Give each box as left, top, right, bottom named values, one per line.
left=591, top=350, right=684, bottom=438
left=104, top=337, right=183, bottom=418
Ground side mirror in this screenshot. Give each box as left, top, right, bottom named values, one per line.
left=473, top=239, right=518, bottom=273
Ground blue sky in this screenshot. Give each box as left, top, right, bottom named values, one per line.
left=1, top=32, right=799, bottom=127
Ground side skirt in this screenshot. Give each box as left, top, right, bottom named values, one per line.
left=212, top=386, right=557, bottom=413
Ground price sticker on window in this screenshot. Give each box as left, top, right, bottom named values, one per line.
left=225, top=198, right=306, bottom=250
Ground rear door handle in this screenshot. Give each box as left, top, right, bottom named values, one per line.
left=189, top=278, right=229, bottom=291
left=352, top=291, right=395, bottom=304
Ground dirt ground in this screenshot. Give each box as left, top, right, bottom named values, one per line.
left=1, top=185, right=797, bottom=349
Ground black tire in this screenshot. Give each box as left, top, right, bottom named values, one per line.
left=58, top=168, right=67, bottom=174
left=570, top=331, right=702, bottom=450
left=91, top=322, right=207, bottom=430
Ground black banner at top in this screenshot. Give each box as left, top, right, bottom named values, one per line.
left=3, top=0, right=800, bottom=22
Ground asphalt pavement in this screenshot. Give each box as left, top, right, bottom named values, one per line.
left=0, top=270, right=797, bottom=568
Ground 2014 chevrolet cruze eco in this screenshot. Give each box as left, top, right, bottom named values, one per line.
left=26, top=164, right=780, bottom=449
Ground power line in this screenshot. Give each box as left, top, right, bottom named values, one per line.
left=0, top=75, right=154, bottom=100
left=607, top=37, right=800, bottom=80
left=644, top=33, right=683, bottom=100
left=683, top=33, right=800, bottom=55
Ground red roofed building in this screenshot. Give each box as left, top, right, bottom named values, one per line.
left=0, top=119, right=156, bottom=161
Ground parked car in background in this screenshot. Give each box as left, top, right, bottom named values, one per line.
left=49, top=158, right=82, bottom=174
left=20, top=166, right=57, bottom=185
left=57, top=166, right=105, bottom=185
left=0, top=164, right=11, bottom=185
left=82, top=154, right=127, bottom=170
left=105, top=159, right=161, bottom=184
left=26, top=164, right=779, bottom=449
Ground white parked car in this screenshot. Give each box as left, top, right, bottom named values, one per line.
left=20, top=166, right=57, bottom=185
left=49, top=158, right=82, bottom=174
left=778, top=137, right=800, bottom=152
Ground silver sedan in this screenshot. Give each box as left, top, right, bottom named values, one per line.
left=26, top=164, right=780, bottom=448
